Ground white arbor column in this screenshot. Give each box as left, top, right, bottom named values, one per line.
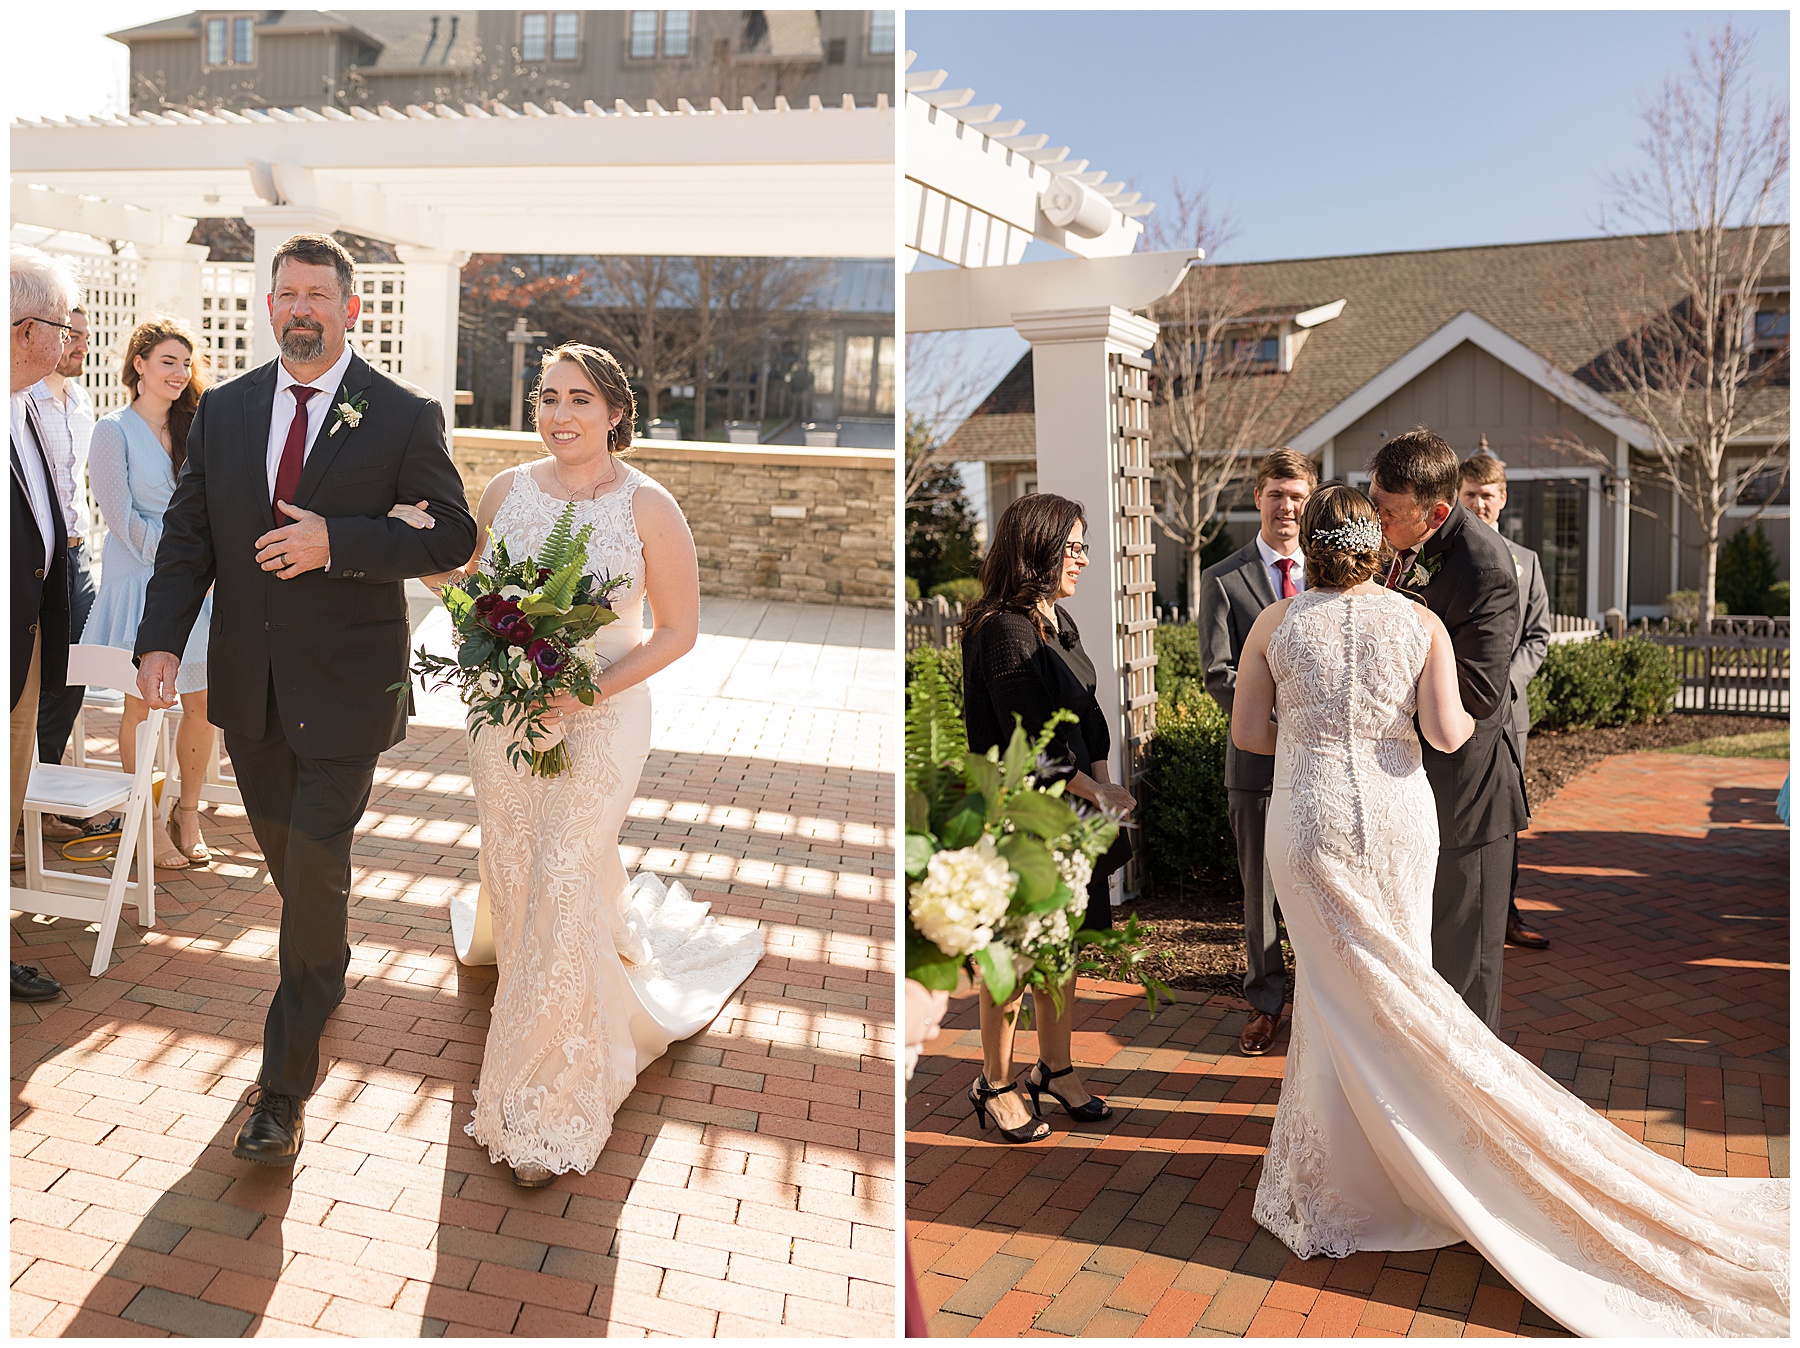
left=396, top=246, right=470, bottom=416
left=135, top=242, right=209, bottom=322
left=242, top=205, right=342, bottom=367
left=1014, top=304, right=1159, bottom=802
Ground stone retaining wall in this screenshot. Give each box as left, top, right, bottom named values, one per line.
left=453, top=430, right=894, bottom=607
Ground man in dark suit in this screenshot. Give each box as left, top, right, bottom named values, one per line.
left=11, top=244, right=81, bottom=1004
left=1458, top=451, right=1552, bottom=948
left=1369, top=428, right=1524, bottom=1030
left=1199, top=448, right=1316, bottom=1055
left=137, top=234, right=477, bottom=1164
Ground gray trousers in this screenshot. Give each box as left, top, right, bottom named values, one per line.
left=1507, top=730, right=1528, bottom=925
left=1228, top=788, right=1285, bottom=1016
left=1431, top=833, right=1515, bottom=1031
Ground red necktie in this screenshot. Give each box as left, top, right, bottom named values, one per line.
left=1385, top=548, right=1415, bottom=589
left=1275, top=557, right=1298, bottom=598
left=273, top=385, right=318, bottom=512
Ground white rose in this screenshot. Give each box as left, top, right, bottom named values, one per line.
left=908, top=835, right=1016, bottom=958
left=517, top=661, right=538, bottom=688
left=507, top=645, right=525, bottom=662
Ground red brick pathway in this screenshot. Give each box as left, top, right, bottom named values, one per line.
left=13, top=651, right=895, bottom=1338
left=906, top=752, right=1788, bottom=1337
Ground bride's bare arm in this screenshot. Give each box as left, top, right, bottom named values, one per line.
left=1230, top=600, right=1290, bottom=756
left=1417, top=610, right=1476, bottom=752
left=577, top=479, right=699, bottom=700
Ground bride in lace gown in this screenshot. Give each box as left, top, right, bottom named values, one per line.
left=1229, top=485, right=1787, bottom=1337
left=426, top=344, right=764, bottom=1187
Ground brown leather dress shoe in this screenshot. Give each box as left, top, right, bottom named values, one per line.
left=1506, top=921, right=1550, bottom=949
left=1239, top=1011, right=1279, bottom=1056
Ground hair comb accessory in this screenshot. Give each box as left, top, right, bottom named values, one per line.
left=1311, top=517, right=1383, bottom=552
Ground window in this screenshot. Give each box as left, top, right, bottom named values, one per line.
left=628, top=11, right=690, bottom=59
left=662, top=10, right=690, bottom=57
left=1754, top=311, right=1789, bottom=345
left=203, top=14, right=255, bottom=67
left=628, top=11, right=659, bottom=58
left=521, top=12, right=579, bottom=63
left=826, top=37, right=846, bottom=65
left=868, top=11, right=895, bottom=56
left=1233, top=335, right=1280, bottom=365
left=1732, top=460, right=1790, bottom=508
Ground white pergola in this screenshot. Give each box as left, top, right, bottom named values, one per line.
left=13, top=95, right=893, bottom=411
left=906, top=53, right=1198, bottom=835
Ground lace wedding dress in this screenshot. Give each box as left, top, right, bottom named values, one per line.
left=460, top=464, right=765, bottom=1175
left=1253, top=587, right=1788, bottom=1337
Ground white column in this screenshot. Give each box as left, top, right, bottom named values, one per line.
left=241, top=205, right=342, bottom=367
left=1614, top=434, right=1631, bottom=615
left=136, top=242, right=209, bottom=324
left=1014, top=304, right=1159, bottom=794
left=396, top=246, right=470, bottom=416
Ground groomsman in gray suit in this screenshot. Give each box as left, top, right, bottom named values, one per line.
left=1458, top=451, right=1552, bottom=948
left=1198, top=448, right=1316, bottom=1055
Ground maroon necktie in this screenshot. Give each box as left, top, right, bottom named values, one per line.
left=1385, top=548, right=1416, bottom=589
left=1275, top=557, right=1298, bottom=599
left=273, top=385, right=318, bottom=511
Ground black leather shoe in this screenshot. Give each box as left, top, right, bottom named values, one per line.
left=11, top=962, right=62, bottom=1003
left=233, top=1088, right=305, bottom=1166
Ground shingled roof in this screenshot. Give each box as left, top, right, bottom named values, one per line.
left=945, top=229, right=1789, bottom=461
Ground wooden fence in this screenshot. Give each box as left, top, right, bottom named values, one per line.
left=906, top=596, right=965, bottom=652
left=1638, top=616, right=1791, bottom=714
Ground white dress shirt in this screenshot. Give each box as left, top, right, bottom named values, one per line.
left=28, top=377, right=95, bottom=541
left=11, top=391, right=58, bottom=568
left=1256, top=531, right=1306, bottom=596
left=266, top=344, right=355, bottom=500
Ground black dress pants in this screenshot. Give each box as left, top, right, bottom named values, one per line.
left=36, top=541, right=96, bottom=763
left=225, top=680, right=378, bottom=1098
left=1228, top=788, right=1285, bottom=1017
left=1430, top=833, right=1515, bottom=1032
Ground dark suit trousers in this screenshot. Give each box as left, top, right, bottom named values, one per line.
left=1431, top=834, right=1514, bottom=1030
left=227, top=679, right=378, bottom=1098
left=1228, top=788, right=1285, bottom=1016
left=37, top=541, right=96, bottom=764
left=1507, top=730, right=1528, bottom=926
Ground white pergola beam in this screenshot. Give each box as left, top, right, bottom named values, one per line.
left=10, top=182, right=196, bottom=248
left=906, top=249, right=1201, bottom=333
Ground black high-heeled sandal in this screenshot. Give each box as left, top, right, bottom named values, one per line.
left=1027, top=1062, right=1113, bottom=1122
left=968, top=1073, right=1051, bottom=1144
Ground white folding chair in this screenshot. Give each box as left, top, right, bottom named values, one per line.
left=65, top=662, right=240, bottom=822
left=18, top=645, right=165, bottom=977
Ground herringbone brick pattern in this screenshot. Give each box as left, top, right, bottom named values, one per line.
left=12, top=602, right=896, bottom=1338
left=906, top=752, right=1788, bottom=1337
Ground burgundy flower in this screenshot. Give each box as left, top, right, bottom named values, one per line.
left=537, top=567, right=553, bottom=585
left=526, top=638, right=567, bottom=676
left=473, top=593, right=500, bottom=615
left=495, top=612, right=535, bottom=645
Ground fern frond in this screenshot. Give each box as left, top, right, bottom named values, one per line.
left=904, top=657, right=967, bottom=788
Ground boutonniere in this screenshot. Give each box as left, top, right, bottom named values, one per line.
left=1405, top=553, right=1444, bottom=590
left=329, top=393, right=369, bottom=437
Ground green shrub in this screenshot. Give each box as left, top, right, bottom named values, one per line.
left=1153, top=623, right=1203, bottom=695
left=1717, top=524, right=1781, bottom=618
left=1665, top=590, right=1702, bottom=628
left=1143, top=686, right=1236, bottom=884
left=1769, top=581, right=1790, bottom=616
left=1528, top=636, right=1679, bottom=730
left=904, top=575, right=920, bottom=601
left=905, top=644, right=963, bottom=716
left=928, top=577, right=983, bottom=605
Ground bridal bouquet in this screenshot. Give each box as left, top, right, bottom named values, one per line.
left=399, top=502, right=630, bottom=777
left=905, top=658, right=1166, bottom=1012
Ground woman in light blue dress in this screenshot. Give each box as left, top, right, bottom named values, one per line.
left=83, top=317, right=216, bottom=870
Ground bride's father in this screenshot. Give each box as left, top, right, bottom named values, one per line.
left=136, top=233, right=477, bottom=1164
left=1369, top=428, right=1524, bottom=1029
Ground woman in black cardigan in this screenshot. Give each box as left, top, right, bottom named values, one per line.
left=959, top=492, right=1136, bottom=1142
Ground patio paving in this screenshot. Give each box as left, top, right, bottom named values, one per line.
left=11, top=597, right=896, bottom=1338
left=906, top=750, right=1789, bottom=1338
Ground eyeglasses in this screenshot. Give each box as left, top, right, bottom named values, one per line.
left=12, top=316, right=76, bottom=342
left=1064, top=541, right=1090, bottom=560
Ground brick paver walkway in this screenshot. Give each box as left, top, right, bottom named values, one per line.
left=12, top=599, right=895, bottom=1338
left=906, top=751, right=1788, bottom=1338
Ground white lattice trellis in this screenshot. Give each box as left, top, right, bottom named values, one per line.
left=354, top=266, right=406, bottom=376
left=70, top=253, right=141, bottom=416
left=199, top=262, right=257, bottom=382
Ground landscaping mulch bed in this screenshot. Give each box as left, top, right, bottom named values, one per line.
left=1126, top=712, right=1789, bottom=996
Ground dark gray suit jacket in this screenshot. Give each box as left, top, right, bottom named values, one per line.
left=1503, top=538, right=1551, bottom=738
left=1198, top=539, right=1280, bottom=793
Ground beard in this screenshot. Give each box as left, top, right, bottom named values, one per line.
left=279, top=322, right=326, bottom=363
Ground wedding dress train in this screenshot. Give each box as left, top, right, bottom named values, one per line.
left=460, top=466, right=764, bottom=1174
left=1254, top=587, right=1787, bottom=1337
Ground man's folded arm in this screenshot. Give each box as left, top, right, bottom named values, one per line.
left=323, top=400, right=479, bottom=582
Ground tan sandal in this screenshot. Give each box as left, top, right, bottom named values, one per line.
left=167, top=804, right=211, bottom=868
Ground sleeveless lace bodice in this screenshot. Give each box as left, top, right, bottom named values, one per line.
left=486, top=464, right=647, bottom=630
left=1267, top=587, right=1431, bottom=763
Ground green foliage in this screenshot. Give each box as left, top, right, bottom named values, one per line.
left=905, top=414, right=981, bottom=593
left=928, top=577, right=983, bottom=605
left=1769, top=581, right=1790, bottom=616
left=1153, top=623, right=1203, bottom=695
left=1143, top=685, right=1236, bottom=884
left=1717, top=524, right=1782, bottom=618
left=1665, top=590, right=1702, bottom=627
left=1527, top=636, right=1679, bottom=730
left=904, top=575, right=920, bottom=601
left=904, top=644, right=963, bottom=716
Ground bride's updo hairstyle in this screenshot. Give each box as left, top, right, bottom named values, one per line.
left=532, top=342, right=638, bottom=454
left=960, top=492, right=1086, bottom=643
left=1299, top=484, right=1389, bottom=589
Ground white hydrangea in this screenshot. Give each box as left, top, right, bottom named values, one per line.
left=909, top=835, right=1015, bottom=957
left=1000, top=850, right=1091, bottom=962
